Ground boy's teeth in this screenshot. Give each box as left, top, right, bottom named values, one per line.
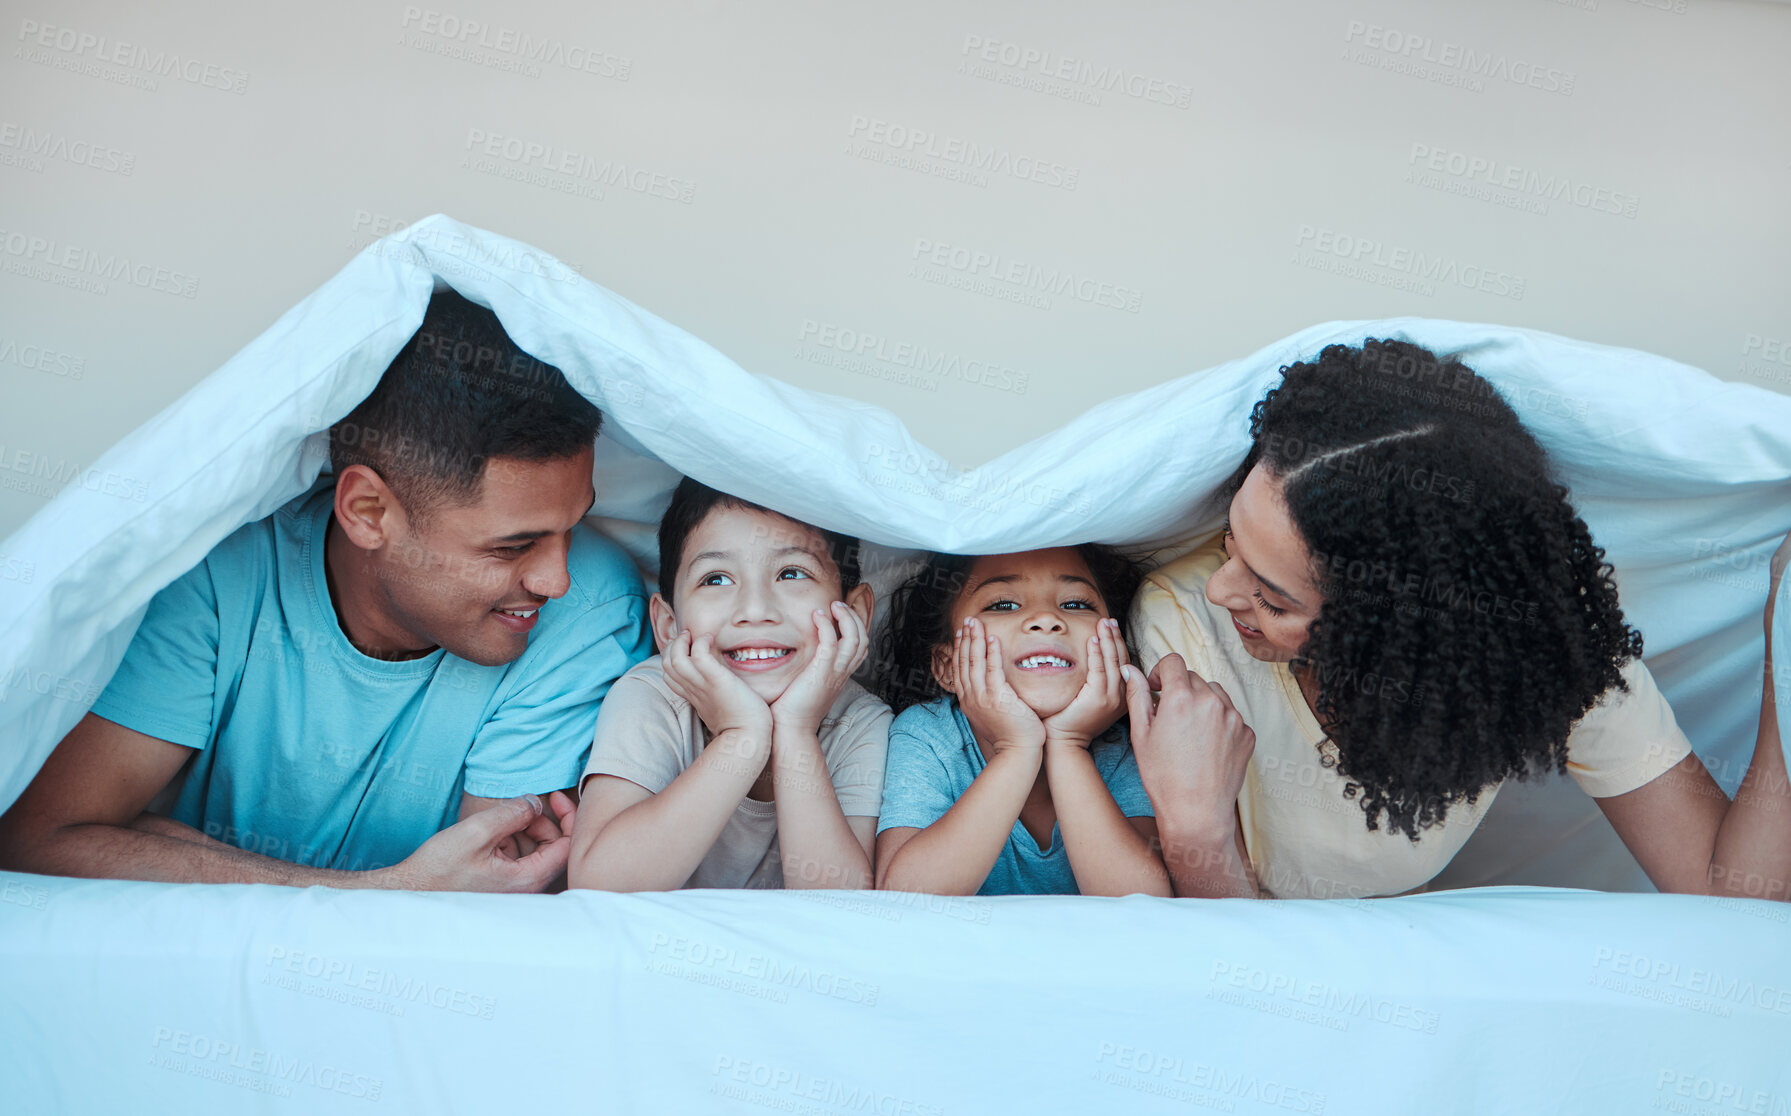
left=1018, top=654, right=1071, bottom=669
left=497, top=608, right=538, bottom=618
left=729, top=648, right=791, bottom=661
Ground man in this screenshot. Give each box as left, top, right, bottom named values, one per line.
left=0, top=288, right=652, bottom=890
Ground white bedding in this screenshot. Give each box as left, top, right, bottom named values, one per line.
left=1, top=216, right=1788, bottom=1112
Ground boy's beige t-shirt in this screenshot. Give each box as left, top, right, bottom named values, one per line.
left=580, top=656, right=892, bottom=889
left=1129, top=536, right=1693, bottom=899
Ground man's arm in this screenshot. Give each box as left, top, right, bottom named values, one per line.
left=0, top=714, right=570, bottom=891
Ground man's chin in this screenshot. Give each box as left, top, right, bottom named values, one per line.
left=444, top=632, right=529, bottom=668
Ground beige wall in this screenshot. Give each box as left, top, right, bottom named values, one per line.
left=2, top=0, right=1788, bottom=540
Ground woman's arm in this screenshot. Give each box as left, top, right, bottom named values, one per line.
left=1597, top=532, right=1791, bottom=899
left=1122, top=656, right=1261, bottom=898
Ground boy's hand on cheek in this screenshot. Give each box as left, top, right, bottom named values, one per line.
left=771, top=602, right=867, bottom=739
left=663, top=630, right=772, bottom=738
left=1043, top=618, right=1128, bottom=749
left=956, top=617, right=1046, bottom=757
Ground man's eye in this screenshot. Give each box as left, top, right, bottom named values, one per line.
left=495, top=543, right=533, bottom=557
left=699, top=572, right=734, bottom=587
left=777, top=567, right=812, bottom=581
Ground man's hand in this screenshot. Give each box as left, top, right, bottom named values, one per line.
left=390, top=794, right=573, bottom=892
left=1042, top=618, right=1128, bottom=751
left=661, top=630, right=774, bottom=738
left=770, top=603, right=868, bottom=739
left=955, top=617, right=1046, bottom=757
left=1122, top=654, right=1256, bottom=820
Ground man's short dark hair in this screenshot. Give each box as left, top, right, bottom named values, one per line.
left=329, top=288, right=602, bottom=516
left=656, top=478, right=861, bottom=606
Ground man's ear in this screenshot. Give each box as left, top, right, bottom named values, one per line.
left=843, top=582, right=875, bottom=632
left=648, top=592, right=679, bottom=654
left=333, top=465, right=405, bottom=551
left=930, top=641, right=958, bottom=695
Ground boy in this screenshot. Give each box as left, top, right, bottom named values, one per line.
left=568, top=479, right=889, bottom=890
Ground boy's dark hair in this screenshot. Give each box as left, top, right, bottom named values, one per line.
left=329, top=287, right=602, bottom=518
left=875, top=544, right=1148, bottom=711
left=656, top=477, right=862, bottom=606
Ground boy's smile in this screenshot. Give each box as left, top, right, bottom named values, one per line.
left=650, top=504, right=871, bottom=704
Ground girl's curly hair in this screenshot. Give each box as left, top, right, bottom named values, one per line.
left=1225, top=338, right=1641, bottom=839
left=875, top=545, right=1149, bottom=712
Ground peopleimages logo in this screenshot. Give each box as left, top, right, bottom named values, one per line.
left=1342, top=20, right=1575, bottom=96
left=846, top=115, right=1080, bottom=190
left=1294, top=224, right=1525, bottom=301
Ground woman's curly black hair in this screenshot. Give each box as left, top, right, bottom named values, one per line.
left=1225, top=338, right=1642, bottom=839
left=875, top=545, right=1149, bottom=712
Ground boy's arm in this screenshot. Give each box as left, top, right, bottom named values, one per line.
left=769, top=729, right=874, bottom=890
left=1045, top=745, right=1172, bottom=897
left=0, top=714, right=568, bottom=891
left=566, top=723, right=771, bottom=891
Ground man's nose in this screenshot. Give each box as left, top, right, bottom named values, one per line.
left=520, top=536, right=572, bottom=600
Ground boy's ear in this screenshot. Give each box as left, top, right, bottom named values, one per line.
left=648, top=592, right=679, bottom=654
left=930, top=642, right=957, bottom=695
left=843, top=582, right=874, bottom=631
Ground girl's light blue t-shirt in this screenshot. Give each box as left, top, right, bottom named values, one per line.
left=89, top=484, right=650, bottom=872
left=876, top=697, right=1154, bottom=896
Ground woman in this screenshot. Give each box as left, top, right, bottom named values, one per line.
left=1122, top=338, right=1791, bottom=900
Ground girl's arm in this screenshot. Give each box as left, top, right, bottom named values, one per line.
left=877, top=620, right=1045, bottom=894
left=567, top=634, right=772, bottom=891
left=1045, top=745, right=1171, bottom=896
left=1042, top=620, right=1170, bottom=896
left=875, top=749, right=1038, bottom=894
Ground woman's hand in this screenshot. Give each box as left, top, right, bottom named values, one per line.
left=1042, top=618, right=1128, bottom=750
left=955, top=617, right=1046, bottom=757
left=1122, top=654, right=1255, bottom=820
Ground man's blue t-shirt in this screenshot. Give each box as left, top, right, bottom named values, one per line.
left=89, top=484, right=651, bottom=872
left=876, top=697, right=1154, bottom=896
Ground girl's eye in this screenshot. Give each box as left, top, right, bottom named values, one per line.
left=1253, top=588, right=1287, bottom=618
left=1062, top=598, right=1097, bottom=611
left=777, top=567, right=812, bottom=581
left=985, top=599, right=1018, bottom=612
left=698, top=572, right=734, bottom=587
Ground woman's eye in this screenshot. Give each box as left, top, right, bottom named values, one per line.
left=1253, top=588, right=1287, bottom=618
left=698, top=572, right=734, bottom=587
left=777, top=567, right=812, bottom=581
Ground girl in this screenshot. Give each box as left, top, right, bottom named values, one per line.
left=874, top=545, right=1172, bottom=897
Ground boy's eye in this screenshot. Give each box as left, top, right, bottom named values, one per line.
left=776, top=567, right=812, bottom=581
left=698, top=572, right=734, bottom=587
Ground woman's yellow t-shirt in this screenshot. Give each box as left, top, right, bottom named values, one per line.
left=1129, top=535, right=1693, bottom=899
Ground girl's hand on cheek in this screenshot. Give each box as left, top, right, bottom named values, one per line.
left=955, top=617, right=1045, bottom=757
left=771, top=602, right=867, bottom=737
left=662, top=630, right=772, bottom=738
left=1043, top=618, right=1128, bottom=749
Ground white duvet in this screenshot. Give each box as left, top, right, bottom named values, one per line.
left=2, top=216, right=1788, bottom=1113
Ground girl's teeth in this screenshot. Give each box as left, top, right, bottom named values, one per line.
left=1018, top=655, right=1071, bottom=669
left=729, top=648, right=790, bottom=661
